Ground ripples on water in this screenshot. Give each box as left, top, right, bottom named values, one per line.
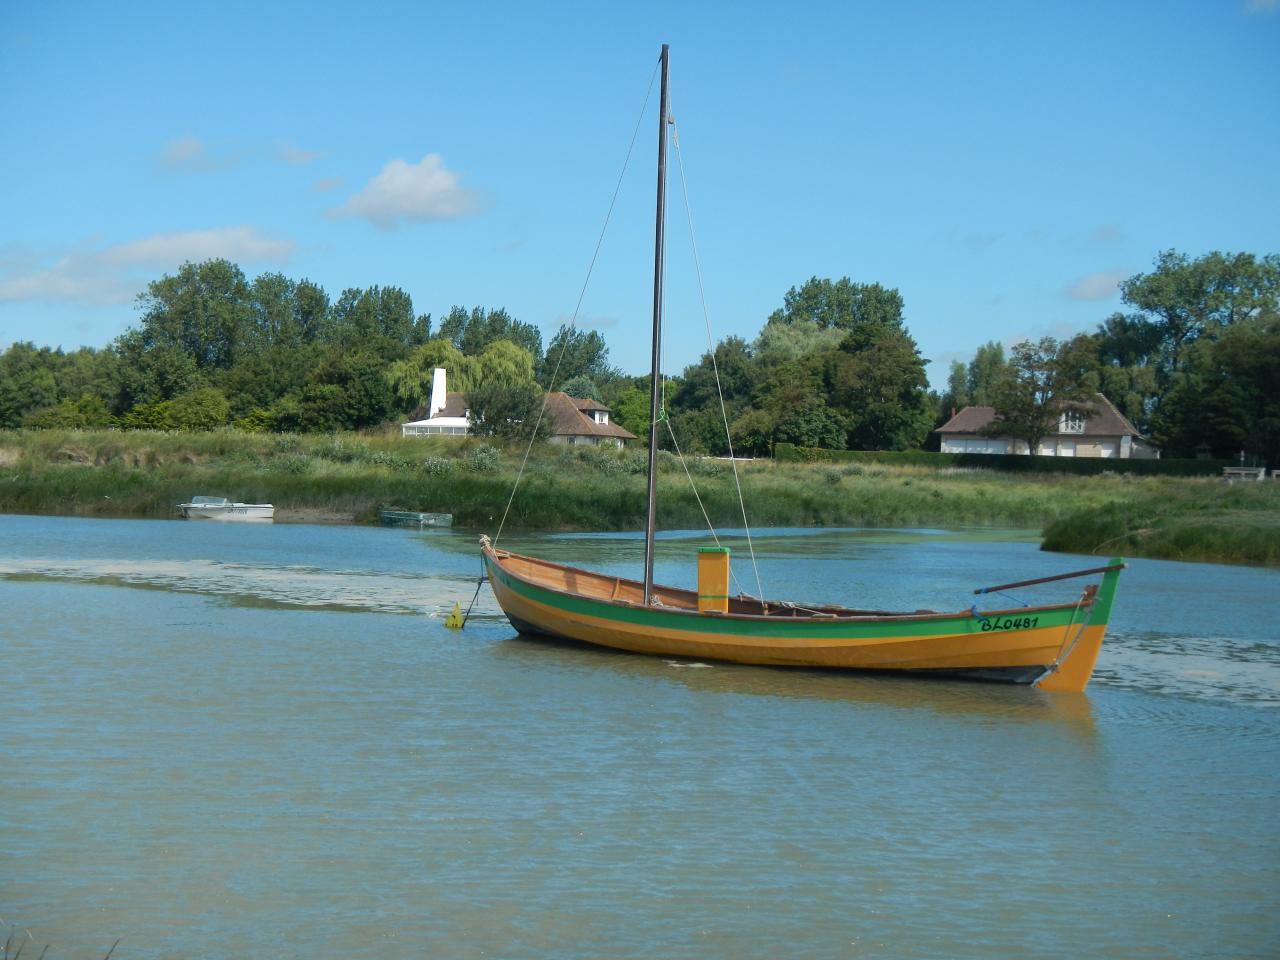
left=0, top=556, right=506, bottom=618
left=2, top=516, right=1278, bottom=959
left=5, top=519, right=1273, bottom=707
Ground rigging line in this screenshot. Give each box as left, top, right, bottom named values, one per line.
left=670, top=117, right=764, bottom=603
left=654, top=212, right=748, bottom=596
left=662, top=417, right=752, bottom=597
left=493, top=57, right=661, bottom=549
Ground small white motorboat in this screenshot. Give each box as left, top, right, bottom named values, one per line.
left=177, top=495, right=274, bottom=522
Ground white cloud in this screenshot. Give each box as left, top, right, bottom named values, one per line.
left=0, top=227, right=295, bottom=306
left=1246, top=0, right=1278, bottom=13
left=104, top=226, right=294, bottom=265
left=331, top=153, right=478, bottom=228
left=1065, top=270, right=1128, bottom=301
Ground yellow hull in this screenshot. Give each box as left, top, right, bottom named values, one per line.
left=482, top=545, right=1120, bottom=691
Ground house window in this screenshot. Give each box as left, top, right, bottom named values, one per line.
left=594, top=411, right=609, bottom=424
left=1060, top=411, right=1085, bottom=434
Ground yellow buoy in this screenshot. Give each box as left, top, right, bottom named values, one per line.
left=444, top=602, right=464, bottom=629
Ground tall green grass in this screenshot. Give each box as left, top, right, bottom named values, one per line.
left=1041, top=482, right=1280, bottom=566
left=3, top=428, right=1278, bottom=565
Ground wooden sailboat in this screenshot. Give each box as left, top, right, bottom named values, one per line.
left=482, top=45, right=1124, bottom=692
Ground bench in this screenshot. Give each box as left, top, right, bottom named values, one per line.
left=1222, top=467, right=1267, bottom=482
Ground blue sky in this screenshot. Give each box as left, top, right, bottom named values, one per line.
left=2, top=0, right=1277, bottom=387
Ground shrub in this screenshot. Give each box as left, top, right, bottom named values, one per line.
left=576, top=445, right=626, bottom=476
left=421, top=456, right=454, bottom=477
left=368, top=450, right=411, bottom=469
left=464, top=444, right=501, bottom=473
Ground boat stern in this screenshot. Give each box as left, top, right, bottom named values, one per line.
left=1035, top=558, right=1124, bottom=693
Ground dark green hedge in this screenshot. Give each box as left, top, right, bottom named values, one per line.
left=772, top=443, right=1231, bottom=477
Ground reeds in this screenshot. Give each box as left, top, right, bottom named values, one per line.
left=3, top=428, right=1277, bottom=565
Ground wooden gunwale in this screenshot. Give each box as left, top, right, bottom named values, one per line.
left=484, top=545, right=1092, bottom=626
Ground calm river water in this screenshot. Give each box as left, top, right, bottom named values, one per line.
left=2, top=515, right=1278, bottom=959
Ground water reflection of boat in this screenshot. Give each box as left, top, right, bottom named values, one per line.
left=492, top=632, right=1097, bottom=732
left=177, top=496, right=274, bottom=522
left=480, top=45, right=1125, bottom=693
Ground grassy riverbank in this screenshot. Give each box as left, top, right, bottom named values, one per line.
left=2, top=428, right=1277, bottom=565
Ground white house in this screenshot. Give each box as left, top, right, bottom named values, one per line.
left=936, top=393, right=1159, bottom=459
left=401, top=368, right=470, bottom=437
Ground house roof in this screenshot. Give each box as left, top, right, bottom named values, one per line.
left=406, top=392, right=469, bottom=422
left=545, top=392, right=637, bottom=440
left=937, top=393, right=1143, bottom=438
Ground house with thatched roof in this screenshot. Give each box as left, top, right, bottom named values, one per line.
left=937, top=393, right=1159, bottom=459
left=544, top=393, right=637, bottom=449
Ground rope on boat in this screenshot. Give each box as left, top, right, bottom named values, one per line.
left=670, top=117, right=766, bottom=604
left=492, top=57, right=661, bottom=549
left=660, top=414, right=753, bottom=598
left=1041, top=592, right=1093, bottom=680
left=450, top=544, right=489, bottom=630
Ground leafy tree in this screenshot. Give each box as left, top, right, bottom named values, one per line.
left=269, top=384, right=351, bottom=433
left=967, top=341, right=1009, bottom=406
left=232, top=407, right=275, bottom=433
left=117, top=399, right=173, bottom=430
left=730, top=408, right=775, bottom=456
left=134, top=259, right=253, bottom=370
left=294, top=279, right=334, bottom=343
left=386, top=340, right=478, bottom=409
left=437, top=306, right=541, bottom=359
left=0, top=342, right=60, bottom=427
left=112, top=331, right=202, bottom=410
left=669, top=403, right=734, bottom=455
left=767, top=276, right=905, bottom=341
left=475, top=339, right=537, bottom=387
left=943, top=360, right=969, bottom=413
left=542, top=326, right=615, bottom=387
left=168, top=387, right=231, bottom=431
left=329, top=286, right=425, bottom=356
left=220, top=342, right=324, bottom=417
left=607, top=384, right=651, bottom=440
left=826, top=330, right=933, bottom=450
left=986, top=338, right=1092, bottom=454
left=467, top=379, right=548, bottom=440
left=559, top=374, right=601, bottom=401
left=22, top=395, right=113, bottom=430
left=246, top=272, right=300, bottom=349
left=752, top=319, right=844, bottom=369
left=671, top=337, right=755, bottom=414
left=309, top=351, right=397, bottom=429
left=1154, top=314, right=1280, bottom=464
left=1120, top=250, right=1280, bottom=379
left=770, top=391, right=846, bottom=450
left=385, top=338, right=536, bottom=412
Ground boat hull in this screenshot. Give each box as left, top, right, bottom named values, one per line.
left=179, top=503, right=274, bottom=522
left=482, top=545, right=1119, bottom=692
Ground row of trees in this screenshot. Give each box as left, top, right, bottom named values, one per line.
left=2, top=249, right=1276, bottom=464
left=0, top=259, right=615, bottom=438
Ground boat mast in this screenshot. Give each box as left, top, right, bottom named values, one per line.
left=643, top=43, right=670, bottom=606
